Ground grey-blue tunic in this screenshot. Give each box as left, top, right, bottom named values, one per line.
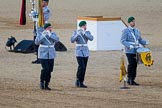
left=120, top=27, right=147, bottom=54
left=43, top=6, right=51, bottom=23
left=35, top=30, right=59, bottom=59
left=71, top=29, right=94, bottom=57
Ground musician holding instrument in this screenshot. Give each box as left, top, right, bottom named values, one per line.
left=120, top=17, right=149, bottom=86
left=71, top=21, right=93, bottom=88
left=42, top=0, right=51, bottom=23
left=32, top=0, right=51, bottom=64
left=35, top=23, right=59, bottom=90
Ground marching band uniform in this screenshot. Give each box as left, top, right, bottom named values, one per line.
left=43, top=5, right=50, bottom=23
left=121, top=17, right=148, bottom=85
left=71, top=21, right=93, bottom=88
left=32, top=0, right=51, bottom=64
left=35, top=23, right=59, bottom=90
left=42, top=0, right=51, bottom=23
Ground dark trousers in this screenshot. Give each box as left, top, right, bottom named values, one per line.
left=34, top=36, right=39, bottom=59
left=40, top=59, right=54, bottom=85
left=126, top=53, right=137, bottom=81
left=76, top=57, right=89, bottom=83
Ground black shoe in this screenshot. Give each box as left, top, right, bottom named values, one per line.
left=45, top=86, right=51, bottom=90
left=40, top=82, right=45, bottom=89
left=32, top=59, right=40, bottom=64
left=80, top=83, right=87, bottom=88
left=127, top=80, right=140, bottom=86
left=45, top=82, right=51, bottom=90
left=132, top=81, right=140, bottom=86
left=75, top=80, right=87, bottom=88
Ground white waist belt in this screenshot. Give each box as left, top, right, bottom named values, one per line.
left=128, top=42, right=138, bottom=45
left=76, top=44, right=88, bottom=47
left=40, top=44, right=54, bottom=48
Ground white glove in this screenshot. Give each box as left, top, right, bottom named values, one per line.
left=42, top=31, right=48, bottom=37
left=42, top=30, right=51, bottom=37
left=46, top=30, right=51, bottom=37
left=77, top=28, right=86, bottom=35
left=77, top=30, right=82, bottom=35
left=81, top=31, right=86, bottom=35
left=81, top=28, right=86, bottom=35
left=129, top=45, right=134, bottom=49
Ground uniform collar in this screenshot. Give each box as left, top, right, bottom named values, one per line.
left=128, top=26, right=135, bottom=30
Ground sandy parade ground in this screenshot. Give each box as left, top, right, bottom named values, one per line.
left=0, top=0, right=162, bottom=108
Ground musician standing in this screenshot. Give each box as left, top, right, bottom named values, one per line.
left=71, top=21, right=93, bottom=88
left=32, top=0, right=51, bottom=64
left=42, top=0, right=51, bottom=23
left=120, top=17, right=149, bottom=86
left=35, top=23, right=59, bottom=90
